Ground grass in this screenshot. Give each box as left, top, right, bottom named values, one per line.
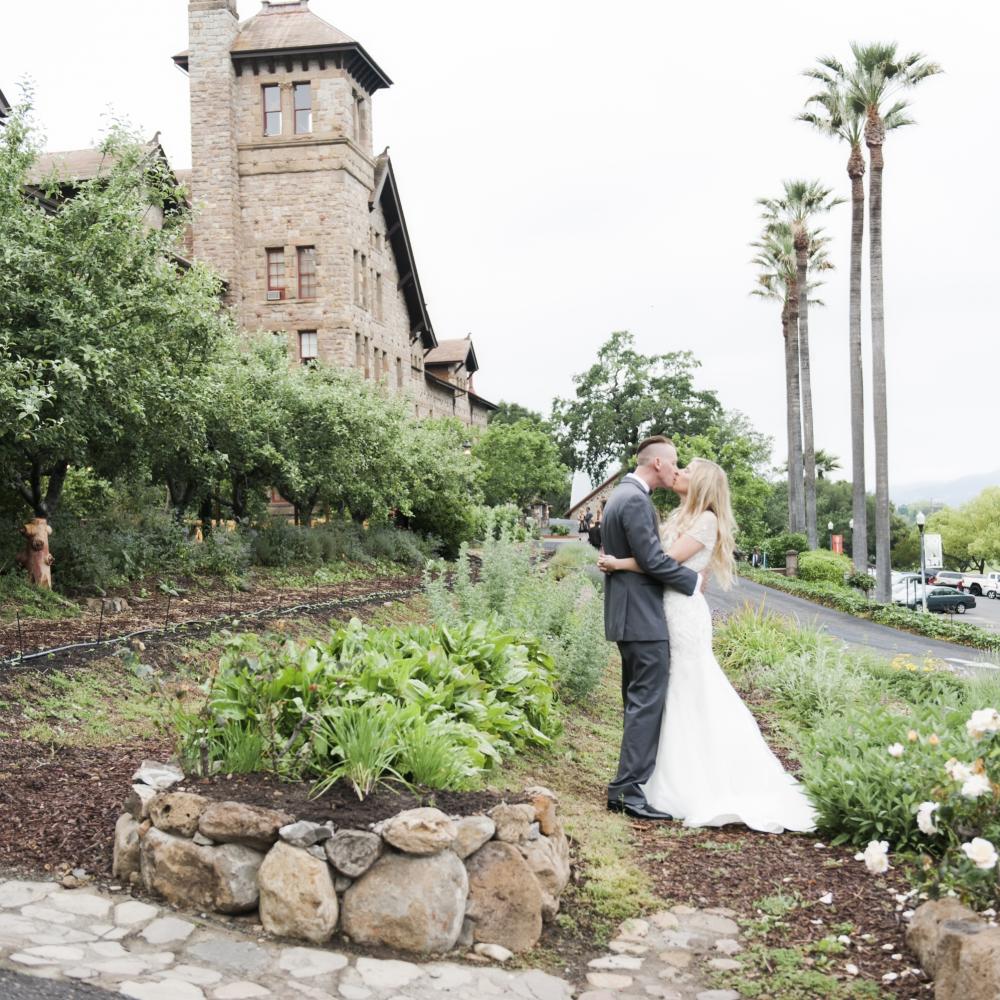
left=258, top=559, right=416, bottom=590
left=0, top=575, right=80, bottom=624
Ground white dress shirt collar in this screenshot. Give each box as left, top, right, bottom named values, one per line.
left=623, top=472, right=651, bottom=494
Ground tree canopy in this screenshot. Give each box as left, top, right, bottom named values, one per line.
left=552, top=331, right=722, bottom=483
left=473, top=419, right=570, bottom=510
left=928, top=488, right=1000, bottom=573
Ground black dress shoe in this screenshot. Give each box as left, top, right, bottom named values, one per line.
left=607, top=800, right=673, bottom=820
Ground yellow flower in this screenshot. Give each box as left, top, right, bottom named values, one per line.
left=907, top=730, right=919, bottom=742
left=928, top=734, right=940, bottom=747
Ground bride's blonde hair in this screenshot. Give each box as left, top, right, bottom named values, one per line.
left=668, top=458, right=737, bottom=590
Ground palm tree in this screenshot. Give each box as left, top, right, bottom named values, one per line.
left=846, top=43, right=941, bottom=601
left=751, top=223, right=831, bottom=535
left=799, top=65, right=869, bottom=572
left=759, top=182, right=842, bottom=549
left=814, top=449, right=842, bottom=479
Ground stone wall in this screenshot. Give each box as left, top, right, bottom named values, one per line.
left=114, top=762, right=570, bottom=957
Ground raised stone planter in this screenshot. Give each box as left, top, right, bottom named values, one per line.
left=114, top=762, right=571, bottom=955
left=907, top=899, right=1000, bottom=1000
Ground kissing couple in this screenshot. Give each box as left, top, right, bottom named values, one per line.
left=599, top=435, right=816, bottom=833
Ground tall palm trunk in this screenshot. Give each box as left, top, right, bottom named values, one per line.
left=847, top=144, right=868, bottom=571
left=783, top=295, right=805, bottom=534
left=867, top=111, right=891, bottom=602
left=794, top=229, right=817, bottom=548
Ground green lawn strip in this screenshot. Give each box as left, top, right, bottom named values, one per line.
left=742, top=567, right=1000, bottom=654
left=0, top=575, right=80, bottom=624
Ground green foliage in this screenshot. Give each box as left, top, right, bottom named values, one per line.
left=177, top=618, right=560, bottom=798
left=473, top=419, right=570, bottom=510
left=847, top=571, right=875, bottom=593
left=0, top=573, right=79, bottom=623
left=550, top=524, right=570, bottom=536
left=552, top=331, right=722, bottom=482
left=743, top=568, right=1000, bottom=653
left=426, top=517, right=609, bottom=701
left=764, top=532, right=809, bottom=567
left=797, top=549, right=852, bottom=585
left=928, top=488, right=1000, bottom=573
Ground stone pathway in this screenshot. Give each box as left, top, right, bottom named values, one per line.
left=0, top=879, right=744, bottom=999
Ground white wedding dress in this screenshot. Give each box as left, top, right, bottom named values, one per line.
left=641, top=511, right=817, bottom=833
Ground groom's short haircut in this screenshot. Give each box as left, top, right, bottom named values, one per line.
left=636, top=434, right=675, bottom=465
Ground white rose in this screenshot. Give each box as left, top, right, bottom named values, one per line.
left=916, top=801, right=940, bottom=835
left=887, top=743, right=905, bottom=758
left=961, top=773, right=992, bottom=800
left=966, top=709, right=1000, bottom=741
left=860, top=840, right=890, bottom=874
left=946, top=759, right=974, bottom=782
left=961, top=838, right=999, bottom=870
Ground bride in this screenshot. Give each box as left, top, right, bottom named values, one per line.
left=598, top=458, right=816, bottom=833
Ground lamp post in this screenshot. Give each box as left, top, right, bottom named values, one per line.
left=828, top=520, right=835, bottom=550
left=916, top=511, right=928, bottom=614
left=849, top=518, right=855, bottom=562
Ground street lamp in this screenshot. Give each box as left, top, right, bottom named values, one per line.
left=916, top=511, right=928, bottom=614
left=828, top=520, right=835, bottom=550
left=848, top=518, right=855, bottom=561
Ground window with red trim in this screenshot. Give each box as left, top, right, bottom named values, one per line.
left=266, top=247, right=285, bottom=298
left=294, top=82, right=312, bottom=134
left=263, top=85, right=281, bottom=136
left=299, top=330, right=318, bottom=363
left=297, top=246, right=316, bottom=299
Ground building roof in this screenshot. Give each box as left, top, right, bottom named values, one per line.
left=28, top=138, right=179, bottom=189
left=0, top=87, right=10, bottom=124
left=424, top=338, right=479, bottom=374
left=566, top=468, right=624, bottom=518
left=173, top=0, right=391, bottom=93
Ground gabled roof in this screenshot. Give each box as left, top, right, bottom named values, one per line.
left=424, top=338, right=479, bottom=374
left=173, top=0, right=391, bottom=93
left=371, top=151, right=436, bottom=352
left=566, top=468, right=625, bottom=518
left=27, top=137, right=181, bottom=192
left=0, top=88, right=10, bottom=124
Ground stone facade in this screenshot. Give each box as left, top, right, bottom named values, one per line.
left=567, top=469, right=623, bottom=520
left=179, top=0, right=492, bottom=427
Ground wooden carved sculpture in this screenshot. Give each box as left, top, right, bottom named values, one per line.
left=15, top=518, right=54, bottom=589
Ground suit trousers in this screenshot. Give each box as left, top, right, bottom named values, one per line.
left=608, top=640, right=670, bottom=806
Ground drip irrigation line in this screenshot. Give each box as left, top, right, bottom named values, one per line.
left=0, top=584, right=421, bottom=670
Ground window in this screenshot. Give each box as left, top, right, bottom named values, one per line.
left=262, top=85, right=281, bottom=136
left=396, top=357, right=403, bottom=389
left=293, top=82, right=312, bottom=134
left=361, top=255, right=369, bottom=309
left=351, top=91, right=362, bottom=142
left=363, top=337, right=370, bottom=378
left=297, top=246, right=316, bottom=299
left=353, top=250, right=360, bottom=305
left=266, top=247, right=285, bottom=299
left=298, top=330, right=318, bottom=363
left=355, top=332, right=362, bottom=369
left=375, top=272, right=383, bottom=320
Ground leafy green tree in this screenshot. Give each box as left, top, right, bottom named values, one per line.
left=0, top=104, right=233, bottom=578
left=399, top=418, right=482, bottom=556
left=489, top=401, right=548, bottom=429
left=929, top=489, right=1000, bottom=573
left=552, top=331, right=721, bottom=482
left=473, top=419, right=570, bottom=510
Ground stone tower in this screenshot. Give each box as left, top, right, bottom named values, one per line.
left=175, top=0, right=495, bottom=426
left=186, top=0, right=242, bottom=302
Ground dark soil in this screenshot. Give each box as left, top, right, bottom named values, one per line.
left=0, top=573, right=421, bottom=671
left=0, top=737, right=171, bottom=879
left=181, top=771, right=523, bottom=827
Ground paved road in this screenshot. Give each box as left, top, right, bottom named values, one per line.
left=708, top=576, right=1000, bottom=674
left=0, top=970, right=111, bottom=998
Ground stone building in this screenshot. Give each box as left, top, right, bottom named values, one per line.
left=173, top=0, right=494, bottom=426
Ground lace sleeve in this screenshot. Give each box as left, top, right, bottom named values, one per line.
left=687, top=511, right=718, bottom=550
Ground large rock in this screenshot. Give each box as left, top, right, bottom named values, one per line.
left=148, top=792, right=209, bottom=838
left=517, top=830, right=571, bottom=920
left=132, top=761, right=185, bottom=791
left=198, top=800, right=292, bottom=852
left=452, top=816, right=496, bottom=859
left=258, top=842, right=339, bottom=944
left=465, top=840, right=543, bottom=952
left=279, top=821, right=334, bottom=849
left=341, top=850, right=468, bottom=954
left=488, top=803, right=537, bottom=843
left=123, top=784, right=158, bottom=821
left=112, top=814, right=141, bottom=880
left=325, top=830, right=383, bottom=877
left=379, top=808, right=457, bottom=856
left=139, top=827, right=263, bottom=914
left=934, top=920, right=1000, bottom=1000
left=906, top=899, right=979, bottom=976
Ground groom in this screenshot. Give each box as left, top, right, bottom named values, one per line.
left=602, top=436, right=699, bottom=819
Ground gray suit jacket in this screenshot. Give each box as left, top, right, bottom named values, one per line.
left=602, top=478, right=699, bottom=641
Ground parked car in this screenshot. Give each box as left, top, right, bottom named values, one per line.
left=902, top=586, right=977, bottom=614
left=930, top=571, right=965, bottom=590
left=962, top=571, right=1000, bottom=599
left=892, top=573, right=927, bottom=605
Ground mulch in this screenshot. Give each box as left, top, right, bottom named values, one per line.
left=0, top=572, right=422, bottom=665
left=180, top=772, right=522, bottom=827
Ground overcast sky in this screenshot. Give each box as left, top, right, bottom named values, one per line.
left=3, top=0, right=996, bottom=494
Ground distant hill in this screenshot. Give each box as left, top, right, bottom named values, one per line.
left=893, top=469, right=1000, bottom=508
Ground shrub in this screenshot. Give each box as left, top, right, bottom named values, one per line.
left=185, top=528, right=252, bottom=582
left=550, top=524, right=570, bottom=537
left=764, top=532, right=808, bottom=568
left=798, top=549, right=853, bottom=585
left=177, top=617, right=560, bottom=798
left=847, top=571, right=875, bottom=593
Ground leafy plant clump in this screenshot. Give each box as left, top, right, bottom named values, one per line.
left=797, top=549, right=853, bottom=585
left=177, top=617, right=561, bottom=799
